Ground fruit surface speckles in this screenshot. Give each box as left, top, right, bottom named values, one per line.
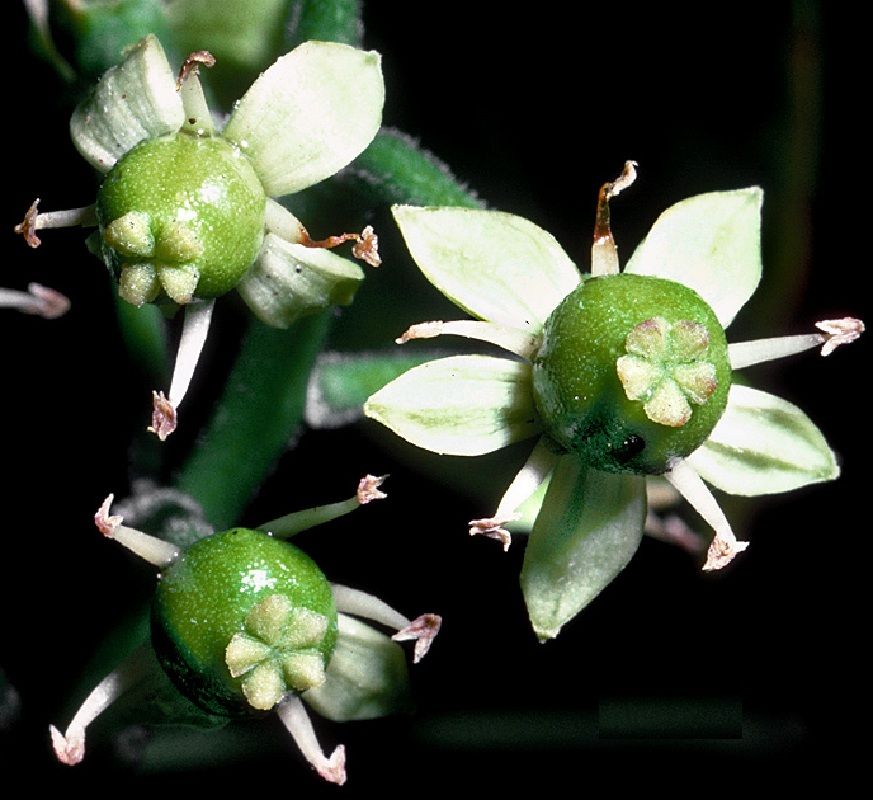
left=532, top=273, right=731, bottom=474
left=97, top=132, right=266, bottom=299
left=152, top=528, right=337, bottom=717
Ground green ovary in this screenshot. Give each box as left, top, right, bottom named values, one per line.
left=532, top=274, right=731, bottom=474
left=97, top=132, right=266, bottom=302
left=152, top=528, right=337, bottom=717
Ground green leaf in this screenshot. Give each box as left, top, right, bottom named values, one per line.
left=306, top=351, right=440, bottom=428
left=70, top=34, right=184, bottom=172
left=392, top=206, right=580, bottom=331
left=303, top=615, right=411, bottom=722
left=686, top=384, right=839, bottom=495
left=521, top=458, right=646, bottom=641
left=625, top=188, right=763, bottom=327
left=223, top=41, right=384, bottom=197
left=237, top=233, right=364, bottom=328
left=364, top=355, right=540, bottom=456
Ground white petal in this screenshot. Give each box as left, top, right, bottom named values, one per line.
left=392, top=206, right=581, bottom=330
left=223, top=42, right=384, bottom=197
left=364, top=355, right=540, bottom=456
left=686, top=384, right=839, bottom=495
left=625, top=188, right=763, bottom=327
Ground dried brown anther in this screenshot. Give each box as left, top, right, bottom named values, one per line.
left=177, top=50, right=216, bottom=89
left=15, top=198, right=42, bottom=248
left=300, top=225, right=381, bottom=267
left=148, top=390, right=177, bottom=441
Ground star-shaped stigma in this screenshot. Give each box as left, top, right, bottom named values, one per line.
left=225, top=594, right=330, bottom=711
left=616, top=316, right=718, bottom=427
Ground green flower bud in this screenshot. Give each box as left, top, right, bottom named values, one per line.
left=152, top=528, right=337, bottom=717
left=532, top=273, right=731, bottom=474
left=97, top=132, right=266, bottom=301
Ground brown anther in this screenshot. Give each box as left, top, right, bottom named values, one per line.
left=468, top=517, right=512, bottom=551
left=357, top=474, right=388, bottom=505
left=391, top=613, right=442, bottom=664
left=15, top=198, right=41, bottom=248
left=702, top=533, right=749, bottom=571
left=177, top=50, right=216, bottom=89
left=148, top=390, right=177, bottom=441
left=816, top=317, right=865, bottom=356
left=300, top=225, right=381, bottom=267
left=593, top=161, right=638, bottom=245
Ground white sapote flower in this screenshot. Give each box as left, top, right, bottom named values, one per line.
left=49, top=477, right=440, bottom=785
left=365, top=162, right=864, bottom=641
left=17, top=35, right=384, bottom=439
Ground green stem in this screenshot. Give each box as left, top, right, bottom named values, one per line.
left=115, top=297, right=169, bottom=386
left=347, top=128, right=484, bottom=208
left=285, top=0, right=363, bottom=47
left=175, top=312, right=331, bottom=530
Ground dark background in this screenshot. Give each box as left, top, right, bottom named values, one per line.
left=2, top=1, right=867, bottom=789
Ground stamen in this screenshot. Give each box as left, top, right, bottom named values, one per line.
left=729, top=317, right=864, bottom=369
left=15, top=199, right=97, bottom=248
left=300, top=225, right=381, bottom=267
left=0, top=283, right=70, bottom=318
left=469, top=439, right=559, bottom=550
left=591, top=160, right=638, bottom=277
left=331, top=585, right=441, bottom=663
left=258, top=475, right=387, bottom=538
left=396, top=319, right=540, bottom=359
left=275, top=696, right=346, bottom=785
left=665, top=458, right=748, bottom=571
left=49, top=645, right=152, bottom=766
left=149, top=299, right=215, bottom=441
left=95, top=494, right=180, bottom=567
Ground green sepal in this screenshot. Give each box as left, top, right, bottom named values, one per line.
left=625, top=188, right=763, bottom=327
left=223, top=41, right=384, bottom=197
left=686, top=384, right=839, bottom=495
left=392, top=206, right=580, bottom=331
left=364, top=355, right=541, bottom=456
left=70, top=34, right=184, bottom=172
left=521, top=457, right=646, bottom=641
left=237, top=233, right=364, bottom=328
left=302, top=614, right=412, bottom=722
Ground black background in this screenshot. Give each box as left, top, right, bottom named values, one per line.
left=1, top=1, right=868, bottom=790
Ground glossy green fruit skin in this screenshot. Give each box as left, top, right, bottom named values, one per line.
left=97, top=132, right=266, bottom=297
left=152, top=528, right=337, bottom=717
left=532, top=273, right=731, bottom=474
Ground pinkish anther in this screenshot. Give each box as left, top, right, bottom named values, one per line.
left=703, top=533, right=750, bottom=571
left=468, top=517, right=512, bottom=551
left=357, top=474, right=388, bottom=505
left=391, top=613, right=442, bottom=664
left=148, top=391, right=177, bottom=441
left=14, top=198, right=41, bottom=248
left=94, top=494, right=122, bottom=538
left=816, top=317, right=864, bottom=356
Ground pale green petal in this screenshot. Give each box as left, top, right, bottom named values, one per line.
left=70, top=35, right=184, bottom=172
left=686, top=384, right=839, bottom=496
left=521, top=457, right=646, bottom=641
left=364, top=355, right=540, bottom=456
left=392, top=206, right=581, bottom=331
left=625, top=188, right=763, bottom=327
left=237, top=233, right=364, bottom=328
left=223, top=42, right=384, bottom=197
left=303, top=615, right=411, bottom=722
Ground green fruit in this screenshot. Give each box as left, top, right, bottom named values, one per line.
left=532, top=273, right=731, bottom=474
left=152, top=528, right=337, bottom=717
left=97, top=132, right=266, bottom=301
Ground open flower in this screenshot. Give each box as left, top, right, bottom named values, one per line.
left=50, top=476, right=440, bottom=785
left=365, top=162, right=863, bottom=641
left=16, top=35, right=384, bottom=439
